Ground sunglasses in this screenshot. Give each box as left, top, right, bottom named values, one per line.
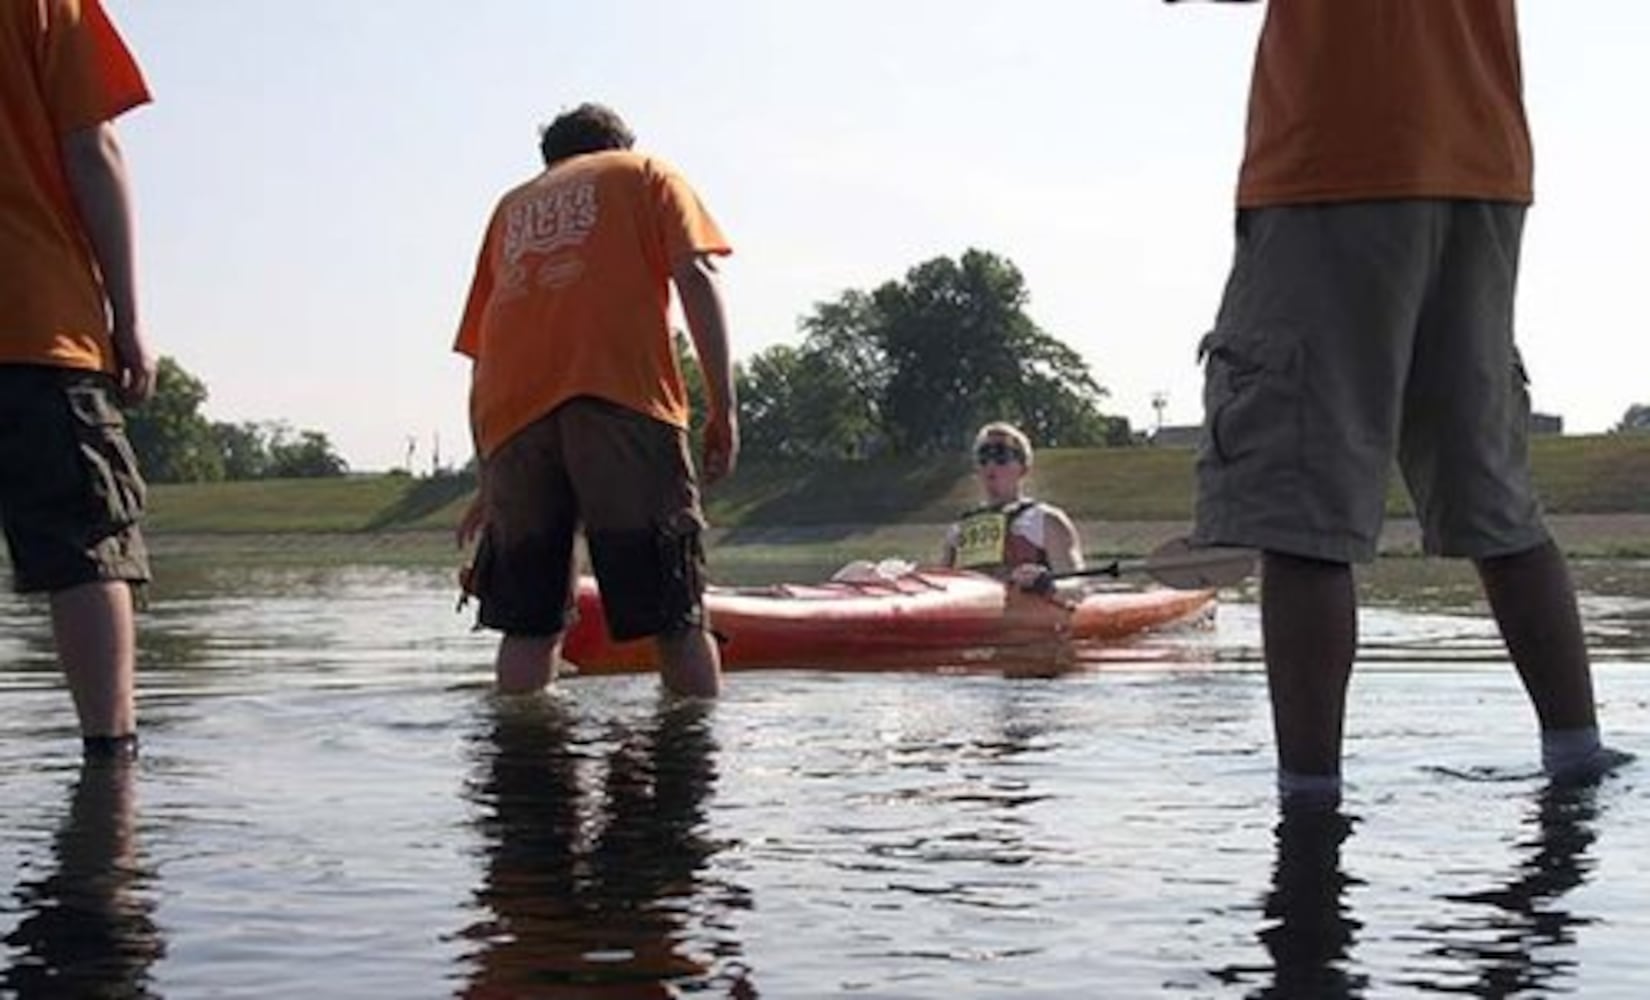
left=975, top=441, right=1026, bottom=466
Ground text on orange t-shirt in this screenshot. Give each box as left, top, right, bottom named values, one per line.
left=454, top=149, right=730, bottom=458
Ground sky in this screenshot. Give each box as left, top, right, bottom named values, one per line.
left=108, top=2, right=1650, bottom=473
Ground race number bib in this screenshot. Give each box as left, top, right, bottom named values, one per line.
left=954, top=511, right=1009, bottom=569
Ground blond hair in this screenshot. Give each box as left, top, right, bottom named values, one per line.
left=972, top=421, right=1033, bottom=466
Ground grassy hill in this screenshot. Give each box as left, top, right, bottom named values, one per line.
left=145, top=433, right=1650, bottom=536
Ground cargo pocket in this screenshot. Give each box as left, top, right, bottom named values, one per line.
left=657, top=510, right=708, bottom=634
left=588, top=511, right=708, bottom=642
left=65, top=382, right=147, bottom=533
left=1197, top=325, right=1305, bottom=469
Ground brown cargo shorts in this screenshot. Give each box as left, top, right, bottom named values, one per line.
left=0, top=365, right=151, bottom=593
left=470, top=396, right=708, bottom=640
left=1191, top=200, right=1550, bottom=564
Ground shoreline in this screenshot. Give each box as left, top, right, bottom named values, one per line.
left=142, top=513, right=1650, bottom=566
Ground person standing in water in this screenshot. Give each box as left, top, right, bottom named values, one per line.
left=1179, top=0, right=1629, bottom=808
left=0, top=0, right=156, bottom=760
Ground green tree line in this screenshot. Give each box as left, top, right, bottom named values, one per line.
left=126, top=357, right=348, bottom=483
left=685, top=248, right=1132, bottom=460
left=136, top=248, right=1120, bottom=483
left=129, top=245, right=1647, bottom=484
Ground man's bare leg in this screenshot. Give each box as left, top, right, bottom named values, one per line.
left=655, top=627, right=721, bottom=698
left=495, top=634, right=560, bottom=694
left=1475, top=539, right=1631, bottom=780
left=1475, top=540, right=1596, bottom=730
left=50, top=580, right=137, bottom=741
left=1261, top=552, right=1358, bottom=802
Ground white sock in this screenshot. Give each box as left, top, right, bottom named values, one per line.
left=1542, top=726, right=1603, bottom=775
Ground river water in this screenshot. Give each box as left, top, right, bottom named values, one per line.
left=1, top=557, right=1647, bottom=998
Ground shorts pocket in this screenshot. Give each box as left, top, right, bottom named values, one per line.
left=587, top=511, right=708, bottom=641
left=65, top=382, right=147, bottom=530
left=1198, top=325, right=1305, bottom=467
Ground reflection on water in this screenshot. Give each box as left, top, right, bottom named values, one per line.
left=0, top=557, right=1646, bottom=997
left=1403, top=783, right=1603, bottom=996
left=1, top=760, right=163, bottom=998
left=1208, top=809, right=1368, bottom=999
left=457, top=696, right=755, bottom=997
left=1210, top=782, right=1611, bottom=999
left=1254, top=810, right=1367, bottom=1000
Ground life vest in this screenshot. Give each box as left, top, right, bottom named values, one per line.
left=951, top=499, right=1049, bottom=578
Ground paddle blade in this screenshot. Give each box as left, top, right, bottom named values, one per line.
left=1138, top=537, right=1256, bottom=590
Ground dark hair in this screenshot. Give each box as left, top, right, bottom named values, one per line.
left=538, top=103, right=635, bottom=166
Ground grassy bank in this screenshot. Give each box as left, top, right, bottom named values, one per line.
left=141, top=434, right=1650, bottom=562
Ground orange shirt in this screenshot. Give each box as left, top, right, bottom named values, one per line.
left=1238, top=0, right=1532, bottom=207
left=0, top=0, right=150, bottom=371
left=454, top=149, right=731, bottom=458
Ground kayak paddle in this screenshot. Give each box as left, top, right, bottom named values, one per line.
left=1051, top=536, right=1257, bottom=590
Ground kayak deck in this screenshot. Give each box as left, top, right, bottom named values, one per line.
left=558, top=568, right=1216, bottom=674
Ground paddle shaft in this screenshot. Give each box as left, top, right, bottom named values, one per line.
left=1049, top=541, right=1256, bottom=590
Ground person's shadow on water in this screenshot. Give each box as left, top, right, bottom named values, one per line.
left=457, top=696, right=755, bottom=999
left=0, top=759, right=164, bottom=1000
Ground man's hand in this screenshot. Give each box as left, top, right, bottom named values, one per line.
left=701, top=410, right=739, bottom=485
left=1009, top=563, right=1057, bottom=595
left=456, top=492, right=486, bottom=550
left=112, top=324, right=156, bottom=406
left=454, top=491, right=487, bottom=599
left=672, top=251, right=739, bottom=485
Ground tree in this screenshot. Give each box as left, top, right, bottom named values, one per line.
left=795, top=249, right=1116, bottom=456
left=1617, top=404, right=1650, bottom=433
left=212, top=421, right=272, bottom=480
left=737, top=343, right=881, bottom=459
left=126, top=356, right=223, bottom=483
left=796, top=289, right=890, bottom=433
left=126, top=357, right=348, bottom=481
left=266, top=424, right=349, bottom=478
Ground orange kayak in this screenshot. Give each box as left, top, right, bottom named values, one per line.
left=558, top=569, right=1216, bottom=674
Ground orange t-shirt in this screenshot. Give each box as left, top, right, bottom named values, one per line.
left=0, top=0, right=150, bottom=371
left=454, top=149, right=731, bottom=458
left=1237, top=0, right=1532, bottom=207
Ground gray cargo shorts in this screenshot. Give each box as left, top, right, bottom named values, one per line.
left=1191, top=200, right=1550, bottom=564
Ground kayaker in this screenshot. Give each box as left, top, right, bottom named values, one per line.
left=453, top=102, right=737, bottom=699
left=1179, top=0, right=1630, bottom=808
left=940, top=422, right=1084, bottom=592
left=0, top=0, right=155, bottom=762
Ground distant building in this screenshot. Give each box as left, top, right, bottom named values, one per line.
left=1149, top=425, right=1202, bottom=448
left=1530, top=412, right=1564, bottom=436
